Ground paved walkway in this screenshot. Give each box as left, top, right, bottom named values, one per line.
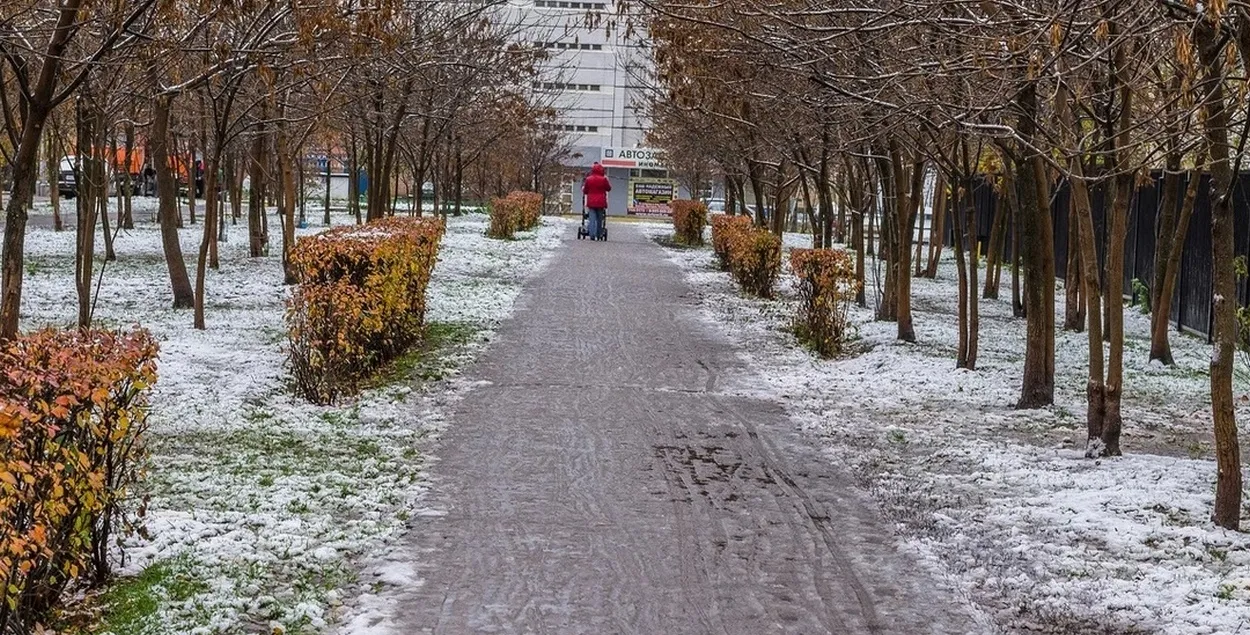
left=391, top=223, right=985, bottom=634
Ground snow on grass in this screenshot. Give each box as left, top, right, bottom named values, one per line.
left=17, top=202, right=569, bottom=634
left=640, top=221, right=1250, bottom=635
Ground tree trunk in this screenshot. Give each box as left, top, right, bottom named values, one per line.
left=1150, top=165, right=1204, bottom=365
left=965, top=180, right=980, bottom=369
left=892, top=146, right=920, bottom=342
left=874, top=157, right=896, bottom=321
left=195, top=150, right=221, bottom=330
left=798, top=163, right=819, bottom=249
left=982, top=171, right=1009, bottom=299
left=1101, top=35, right=1134, bottom=458
left=248, top=118, right=268, bottom=257
left=1195, top=18, right=1242, bottom=529
left=152, top=94, right=194, bottom=309
left=298, top=150, right=306, bottom=226
left=1057, top=68, right=1108, bottom=450
left=847, top=166, right=867, bottom=307
left=1072, top=169, right=1107, bottom=456
left=100, top=120, right=115, bottom=262
left=818, top=139, right=834, bottom=249
left=454, top=136, right=464, bottom=217
left=324, top=145, right=333, bottom=226
left=75, top=98, right=98, bottom=328
left=187, top=137, right=197, bottom=225
left=276, top=121, right=298, bottom=284
left=1016, top=83, right=1056, bottom=408
left=953, top=174, right=970, bottom=368
left=2, top=0, right=114, bottom=339
left=45, top=122, right=64, bottom=232
left=122, top=121, right=135, bottom=229
left=1102, top=170, right=1133, bottom=457
left=225, top=151, right=240, bottom=228
left=747, top=159, right=767, bottom=227
left=925, top=172, right=947, bottom=278
left=914, top=180, right=927, bottom=277
left=1064, top=196, right=1085, bottom=331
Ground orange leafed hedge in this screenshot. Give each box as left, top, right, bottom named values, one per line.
left=711, top=214, right=752, bottom=270
left=790, top=248, right=860, bottom=357
left=671, top=200, right=708, bottom=245
left=488, top=191, right=543, bottom=239
left=725, top=222, right=782, bottom=298
left=287, top=217, right=445, bottom=404
left=0, top=328, right=159, bottom=632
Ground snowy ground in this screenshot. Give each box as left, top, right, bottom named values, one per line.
left=17, top=199, right=568, bottom=634
left=644, top=222, right=1250, bottom=635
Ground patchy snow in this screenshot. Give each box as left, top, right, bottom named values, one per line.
left=641, top=221, right=1250, bottom=635
left=16, top=200, right=568, bottom=634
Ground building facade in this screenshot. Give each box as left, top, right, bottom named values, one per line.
left=510, top=0, right=683, bottom=216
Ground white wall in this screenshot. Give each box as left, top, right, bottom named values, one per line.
left=508, top=0, right=652, bottom=168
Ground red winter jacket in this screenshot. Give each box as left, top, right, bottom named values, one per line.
left=582, top=163, right=611, bottom=209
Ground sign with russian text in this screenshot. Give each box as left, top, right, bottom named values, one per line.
left=627, top=178, right=677, bottom=216
left=601, top=147, right=666, bottom=169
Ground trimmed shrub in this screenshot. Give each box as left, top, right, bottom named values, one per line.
left=728, top=225, right=782, bottom=298
left=671, top=200, right=708, bottom=245
left=512, top=191, right=543, bottom=230
left=0, top=328, right=159, bottom=632
left=711, top=214, right=752, bottom=270
left=287, top=217, right=445, bottom=404
left=487, top=191, right=543, bottom=239
left=791, top=248, right=860, bottom=357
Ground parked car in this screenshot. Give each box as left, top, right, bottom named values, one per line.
left=706, top=197, right=725, bottom=214
left=57, top=157, right=77, bottom=198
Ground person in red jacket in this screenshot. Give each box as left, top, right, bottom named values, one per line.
left=582, top=162, right=611, bottom=240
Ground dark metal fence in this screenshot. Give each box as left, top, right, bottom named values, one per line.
left=959, top=172, right=1250, bottom=339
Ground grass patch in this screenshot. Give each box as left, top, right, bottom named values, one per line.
left=60, top=559, right=207, bottom=635
left=371, top=321, right=480, bottom=386
left=651, top=233, right=704, bottom=250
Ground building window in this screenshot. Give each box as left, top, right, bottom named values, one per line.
left=539, top=41, right=604, bottom=51
left=629, top=168, right=668, bottom=178
left=533, top=82, right=600, bottom=92
left=535, top=0, right=605, bottom=9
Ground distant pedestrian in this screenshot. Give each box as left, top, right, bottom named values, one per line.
left=582, top=162, right=611, bottom=241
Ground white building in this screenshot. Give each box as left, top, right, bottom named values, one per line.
left=510, top=0, right=683, bottom=216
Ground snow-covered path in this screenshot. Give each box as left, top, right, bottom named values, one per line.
left=351, top=223, right=987, bottom=634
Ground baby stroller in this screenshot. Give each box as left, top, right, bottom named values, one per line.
left=576, top=207, right=607, bottom=241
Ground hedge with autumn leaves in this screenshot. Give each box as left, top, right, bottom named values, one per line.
left=286, top=217, right=445, bottom=404
left=0, top=328, right=159, bottom=633
left=487, top=191, right=543, bottom=239
left=711, top=214, right=782, bottom=298
left=711, top=214, right=752, bottom=270
left=671, top=200, right=708, bottom=245
left=790, top=248, right=860, bottom=357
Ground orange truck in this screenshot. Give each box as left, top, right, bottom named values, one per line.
left=58, top=147, right=200, bottom=198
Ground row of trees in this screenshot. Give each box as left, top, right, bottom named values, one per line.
left=1, top=0, right=573, bottom=335
left=644, top=1, right=1244, bottom=528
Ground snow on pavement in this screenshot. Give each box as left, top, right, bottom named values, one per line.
left=18, top=202, right=569, bottom=634
left=643, top=221, right=1250, bottom=635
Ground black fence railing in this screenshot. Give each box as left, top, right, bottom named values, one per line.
left=955, top=172, right=1250, bottom=339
